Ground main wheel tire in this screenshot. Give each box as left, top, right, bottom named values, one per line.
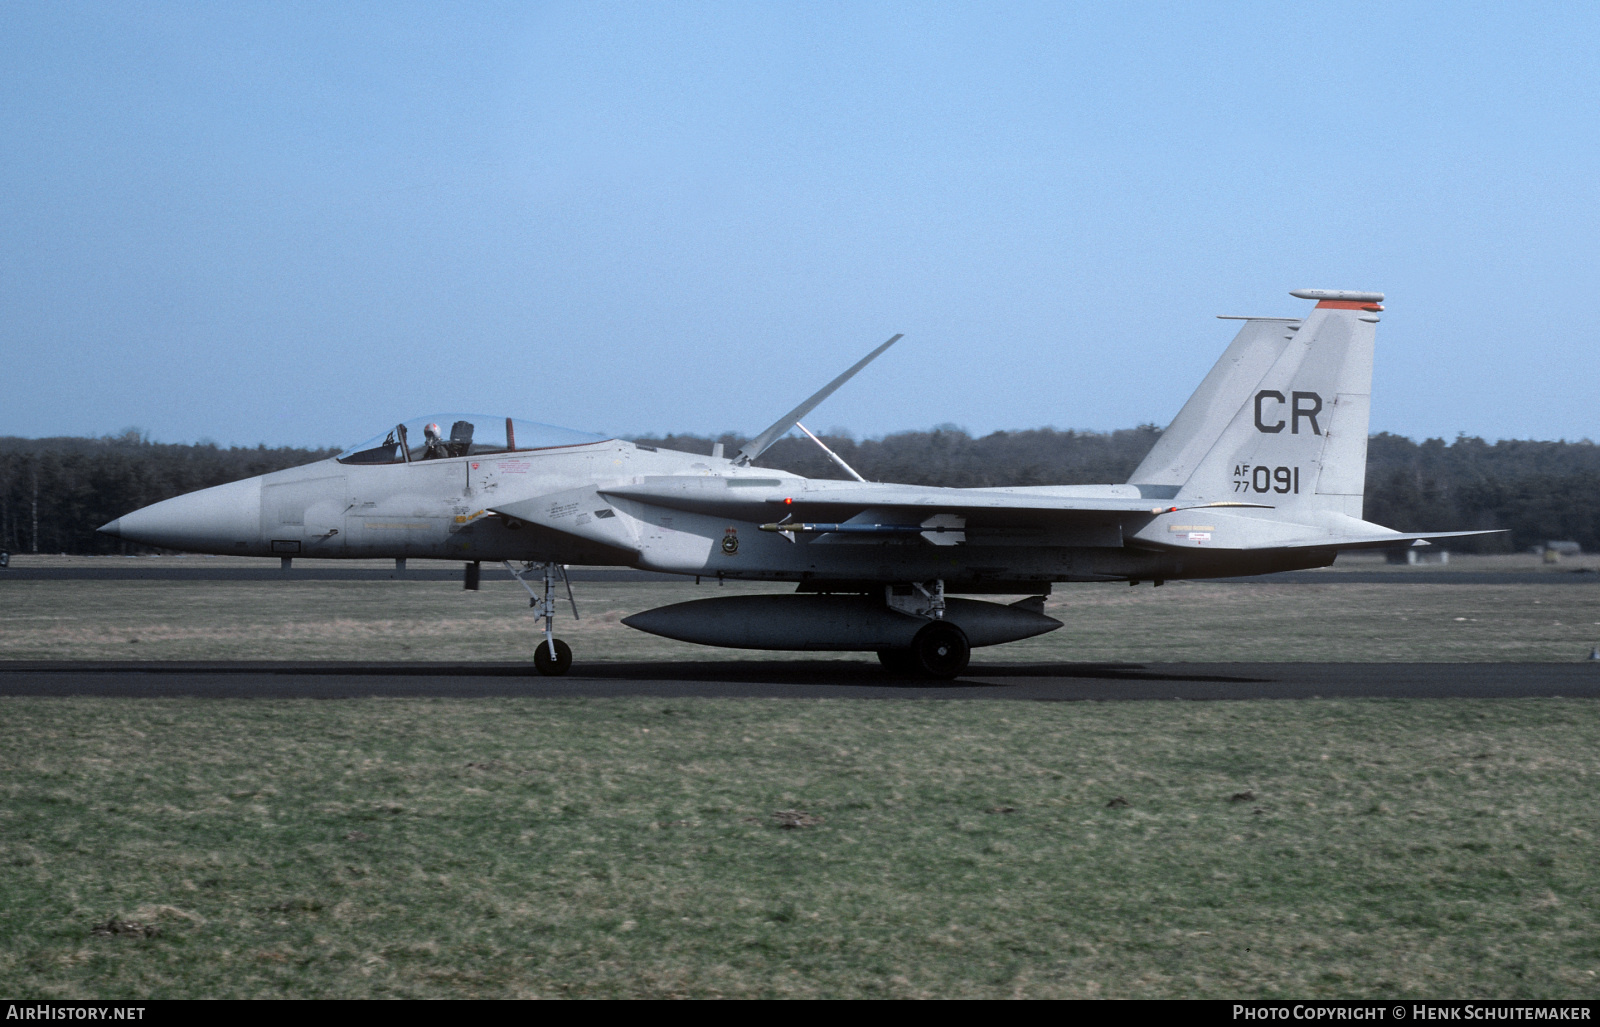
left=877, top=648, right=916, bottom=675
left=910, top=621, right=970, bottom=679
left=534, top=638, right=573, bottom=676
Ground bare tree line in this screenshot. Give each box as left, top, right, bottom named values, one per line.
left=4, top=427, right=1597, bottom=556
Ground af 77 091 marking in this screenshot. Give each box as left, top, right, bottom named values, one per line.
left=1233, top=465, right=1301, bottom=494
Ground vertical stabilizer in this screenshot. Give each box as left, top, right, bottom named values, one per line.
left=1129, top=316, right=1300, bottom=489
left=1172, top=289, right=1383, bottom=516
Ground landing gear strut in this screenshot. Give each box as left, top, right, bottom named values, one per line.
left=878, top=579, right=971, bottom=679
left=505, top=561, right=579, bottom=676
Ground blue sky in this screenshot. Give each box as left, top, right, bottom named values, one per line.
left=3, top=1, right=1597, bottom=448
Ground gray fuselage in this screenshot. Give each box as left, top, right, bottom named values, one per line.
left=102, top=434, right=1333, bottom=591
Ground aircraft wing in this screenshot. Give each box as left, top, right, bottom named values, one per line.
left=597, top=477, right=1256, bottom=520
left=597, top=477, right=1504, bottom=553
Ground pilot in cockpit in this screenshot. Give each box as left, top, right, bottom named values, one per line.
left=420, top=422, right=451, bottom=460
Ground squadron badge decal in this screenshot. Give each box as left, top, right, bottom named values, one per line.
left=721, top=527, right=739, bottom=555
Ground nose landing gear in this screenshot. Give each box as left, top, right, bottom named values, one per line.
left=504, top=561, right=579, bottom=676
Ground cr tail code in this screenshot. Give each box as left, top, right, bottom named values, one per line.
left=1254, top=390, right=1323, bottom=435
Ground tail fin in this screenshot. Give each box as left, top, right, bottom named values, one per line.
left=1136, top=289, right=1382, bottom=518
left=1128, top=315, right=1301, bottom=490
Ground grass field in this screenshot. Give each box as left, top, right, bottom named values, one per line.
left=3, top=573, right=1600, bottom=663
left=4, top=562, right=1600, bottom=998
left=2, top=696, right=1598, bottom=999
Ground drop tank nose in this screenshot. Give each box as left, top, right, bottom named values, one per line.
left=98, top=476, right=264, bottom=554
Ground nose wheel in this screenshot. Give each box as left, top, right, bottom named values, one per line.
left=534, top=638, right=573, bottom=676
left=504, top=561, right=580, bottom=676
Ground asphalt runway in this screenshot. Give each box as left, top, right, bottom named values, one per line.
left=4, top=566, right=1598, bottom=584
left=2, top=660, right=1598, bottom=700
left=0, top=566, right=681, bottom=582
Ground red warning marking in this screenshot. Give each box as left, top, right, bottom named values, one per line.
left=1315, top=299, right=1384, bottom=311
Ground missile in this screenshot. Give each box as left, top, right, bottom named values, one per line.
left=759, top=521, right=925, bottom=535
left=760, top=512, right=966, bottom=545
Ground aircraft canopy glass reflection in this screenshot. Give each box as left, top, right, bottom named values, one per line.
left=337, top=415, right=611, bottom=465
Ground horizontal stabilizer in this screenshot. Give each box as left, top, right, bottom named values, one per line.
left=1236, top=529, right=1503, bottom=552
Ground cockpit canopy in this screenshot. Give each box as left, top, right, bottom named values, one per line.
left=337, top=414, right=610, bottom=465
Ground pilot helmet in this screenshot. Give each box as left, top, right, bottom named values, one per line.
left=424, top=422, right=442, bottom=440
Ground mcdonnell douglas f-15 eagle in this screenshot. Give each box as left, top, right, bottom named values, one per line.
left=100, top=289, right=1493, bottom=678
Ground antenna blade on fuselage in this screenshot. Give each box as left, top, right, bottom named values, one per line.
left=733, top=334, right=902, bottom=466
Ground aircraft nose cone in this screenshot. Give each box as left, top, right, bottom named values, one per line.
left=102, top=477, right=263, bottom=553
left=98, top=517, right=124, bottom=537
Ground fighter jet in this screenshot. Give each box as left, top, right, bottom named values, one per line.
left=99, top=288, right=1493, bottom=678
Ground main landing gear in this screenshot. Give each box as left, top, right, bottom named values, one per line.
left=505, top=561, right=578, bottom=676
left=877, top=580, right=971, bottom=679
left=877, top=621, right=971, bottom=679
